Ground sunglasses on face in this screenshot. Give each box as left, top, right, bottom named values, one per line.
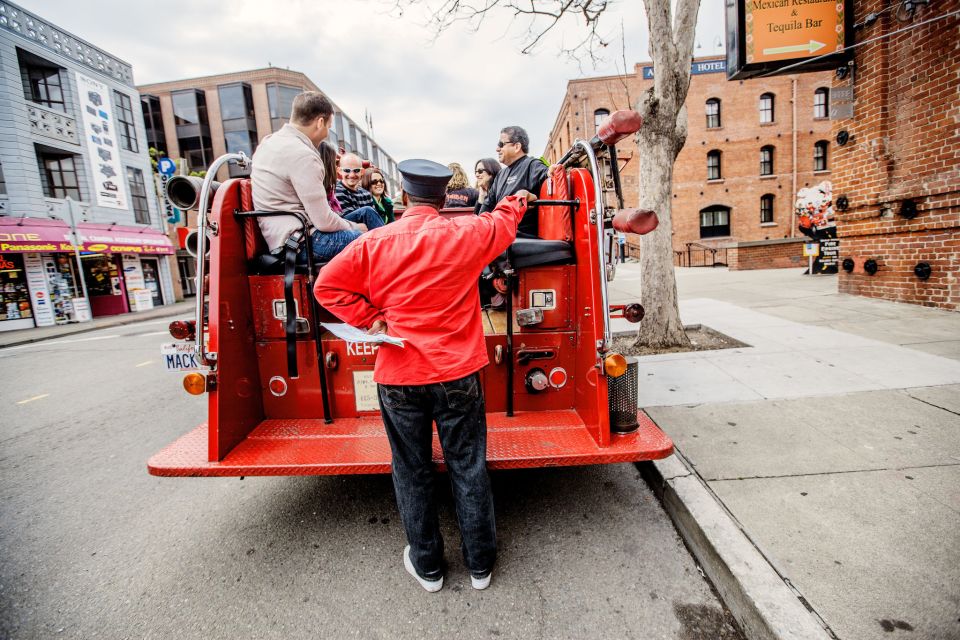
left=342, top=168, right=362, bottom=174
left=497, top=140, right=516, bottom=149
left=370, top=179, right=385, bottom=185
left=475, top=169, right=489, bottom=176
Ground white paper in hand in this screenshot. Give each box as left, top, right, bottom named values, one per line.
left=320, top=322, right=405, bottom=348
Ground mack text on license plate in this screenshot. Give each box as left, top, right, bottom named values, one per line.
left=160, top=342, right=206, bottom=372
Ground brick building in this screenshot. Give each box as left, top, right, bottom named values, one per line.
left=138, top=68, right=401, bottom=296
left=0, top=1, right=175, bottom=333
left=544, top=57, right=834, bottom=266
left=831, top=0, right=959, bottom=310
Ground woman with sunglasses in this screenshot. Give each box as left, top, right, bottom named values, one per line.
left=472, top=158, right=501, bottom=214
left=362, top=167, right=395, bottom=224
left=443, top=162, right=479, bottom=209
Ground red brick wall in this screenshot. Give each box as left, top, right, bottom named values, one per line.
left=544, top=58, right=833, bottom=254
left=832, top=0, right=960, bottom=310
left=727, top=239, right=806, bottom=271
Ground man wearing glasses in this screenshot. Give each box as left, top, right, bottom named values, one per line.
left=335, top=153, right=377, bottom=215
left=477, top=126, right=549, bottom=238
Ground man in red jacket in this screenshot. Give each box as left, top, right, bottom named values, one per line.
left=314, top=159, right=535, bottom=592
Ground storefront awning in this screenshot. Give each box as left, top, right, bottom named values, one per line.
left=0, top=217, right=175, bottom=255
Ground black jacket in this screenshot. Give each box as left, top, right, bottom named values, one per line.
left=477, top=155, right=549, bottom=237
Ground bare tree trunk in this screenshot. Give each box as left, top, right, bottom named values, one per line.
left=635, top=0, right=701, bottom=349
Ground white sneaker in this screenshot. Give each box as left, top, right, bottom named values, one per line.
left=471, top=571, right=492, bottom=590
left=403, top=546, right=443, bottom=593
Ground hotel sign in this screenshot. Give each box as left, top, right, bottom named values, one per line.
left=725, top=0, right=850, bottom=79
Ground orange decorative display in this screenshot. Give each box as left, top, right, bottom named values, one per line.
left=745, top=0, right=845, bottom=64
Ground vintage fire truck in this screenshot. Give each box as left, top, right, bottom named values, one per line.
left=147, top=110, right=673, bottom=477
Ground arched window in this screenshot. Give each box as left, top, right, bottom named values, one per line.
left=814, top=140, right=829, bottom=171
left=760, top=145, right=775, bottom=176
left=706, top=98, right=721, bottom=128
left=760, top=194, right=775, bottom=223
left=759, top=93, right=775, bottom=123
left=700, top=205, right=731, bottom=238
left=594, top=108, right=610, bottom=132
left=814, top=88, right=829, bottom=119
left=707, top=150, right=722, bottom=180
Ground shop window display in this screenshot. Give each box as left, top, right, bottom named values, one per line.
left=0, top=254, right=34, bottom=322
left=82, top=255, right=121, bottom=297
left=43, top=254, right=80, bottom=324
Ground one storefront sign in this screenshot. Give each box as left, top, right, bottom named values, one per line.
left=122, top=253, right=146, bottom=309
left=23, top=253, right=55, bottom=327
left=829, top=84, right=854, bottom=120
left=132, top=289, right=154, bottom=312
left=803, top=243, right=820, bottom=257
left=642, top=58, right=726, bottom=80
left=76, top=73, right=129, bottom=210
left=0, top=218, right=174, bottom=255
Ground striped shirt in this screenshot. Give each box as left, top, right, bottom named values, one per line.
left=335, top=182, right=375, bottom=214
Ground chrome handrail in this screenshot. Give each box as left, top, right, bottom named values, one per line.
left=194, top=152, right=250, bottom=364
left=572, top=139, right=612, bottom=354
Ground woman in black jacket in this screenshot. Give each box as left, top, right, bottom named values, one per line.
left=362, top=167, right=395, bottom=224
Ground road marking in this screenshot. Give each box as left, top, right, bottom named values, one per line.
left=135, top=360, right=154, bottom=367
left=17, top=394, right=49, bottom=405
left=135, top=331, right=169, bottom=337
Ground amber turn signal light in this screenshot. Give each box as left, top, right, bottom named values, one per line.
left=604, top=353, right=628, bottom=378
left=183, top=372, right=206, bottom=395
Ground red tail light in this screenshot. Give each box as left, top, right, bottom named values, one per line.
left=548, top=367, right=568, bottom=389
left=268, top=376, right=288, bottom=397
left=169, top=319, right=196, bottom=340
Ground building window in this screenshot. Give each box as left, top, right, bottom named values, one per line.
left=219, top=83, right=258, bottom=176
left=179, top=135, right=214, bottom=174
left=814, top=88, right=829, bottom=119
left=39, top=150, right=81, bottom=200
left=224, top=131, right=257, bottom=177
left=594, top=108, right=610, bottom=132
left=760, top=194, right=775, bottom=223
left=707, top=150, right=722, bottom=180
left=218, top=83, right=255, bottom=120
left=113, top=91, right=139, bottom=153
left=706, top=98, right=721, bottom=128
left=0, top=160, right=6, bottom=196
left=700, top=206, right=731, bottom=238
left=267, top=83, right=302, bottom=131
left=127, top=167, right=150, bottom=224
left=18, top=49, right=67, bottom=112
left=759, top=93, right=775, bottom=124
left=141, top=95, right=166, bottom=156
left=760, top=145, right=775, bottom=176
left=814, top=140, right=829, bottom=171
left=171, top=89, right=207, bottom=126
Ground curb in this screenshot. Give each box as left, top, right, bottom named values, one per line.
left=0, top=303, right=193, bottom=349
left=637, top=452, right=834, bottom=640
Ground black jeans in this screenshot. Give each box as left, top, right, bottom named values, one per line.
left=378, top=372, right=497, bottom=578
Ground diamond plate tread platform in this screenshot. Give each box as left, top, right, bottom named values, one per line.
left=147, top=410, right=673, bottom=477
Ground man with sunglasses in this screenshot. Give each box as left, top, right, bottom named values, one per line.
left=477, top=126, right=549, bottom=238
left=335, top=153, right=377, bottom=215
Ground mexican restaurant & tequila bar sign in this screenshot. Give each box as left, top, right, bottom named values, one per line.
left=726, top=0, right=849, bottom=79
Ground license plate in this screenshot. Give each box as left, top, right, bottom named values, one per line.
left=160, top=342, right=206, bottom=372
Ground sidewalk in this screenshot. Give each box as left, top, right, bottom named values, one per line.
left=0, top=299, right=194, bottom=348
left=611, top=266, right=960, bottom=640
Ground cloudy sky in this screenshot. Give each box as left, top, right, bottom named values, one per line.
left=21, top=0, right=725, bottom=168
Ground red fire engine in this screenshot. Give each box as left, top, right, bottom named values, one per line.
left=148, top=110, right=672, bottom=477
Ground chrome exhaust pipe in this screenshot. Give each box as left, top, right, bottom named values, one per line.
left=166, top=175, right=221, bottom=210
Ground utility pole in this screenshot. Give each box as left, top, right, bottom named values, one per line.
left=64, top=197, right=92, bottom=322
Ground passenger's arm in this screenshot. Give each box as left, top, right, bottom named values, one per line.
left=290, top=156, right=359, bottom=233
left=313, top=245, right=384, bottom=329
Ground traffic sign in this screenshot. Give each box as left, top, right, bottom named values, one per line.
left=157, top=157, right=177, bottom=177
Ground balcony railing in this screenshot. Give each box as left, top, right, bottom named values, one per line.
left=674, top=242, right=728, bottom=267
left=28, top=103, right=79, bottom=146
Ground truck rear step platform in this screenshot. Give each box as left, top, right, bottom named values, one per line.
left=147, top=410, right=673, bottom=477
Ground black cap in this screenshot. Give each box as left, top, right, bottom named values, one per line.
left=398, top=159, right=452, bottom=199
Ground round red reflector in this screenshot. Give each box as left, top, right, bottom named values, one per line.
left=268, top=376, right=288, bottom=397
left=169, top=320, right=192, bottom=340
left=548, top=367, right=568, bottom=389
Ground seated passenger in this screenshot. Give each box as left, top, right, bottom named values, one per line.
left=318, top=141, right=342, bottom=214
left=362, top=167, right=395, bottom=224
left=472, top=158, right=501, bottom=214
left=444, top=162, right=479, bottom=208
left=251, top=92, right=382, bottom=261
left=476, top=126, right=549, bottom=238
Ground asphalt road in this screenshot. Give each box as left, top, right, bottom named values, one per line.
left=0, top=316, right=742, bottom=640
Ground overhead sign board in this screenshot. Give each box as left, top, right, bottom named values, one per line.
left=725, top=0, right=850, bottom=79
